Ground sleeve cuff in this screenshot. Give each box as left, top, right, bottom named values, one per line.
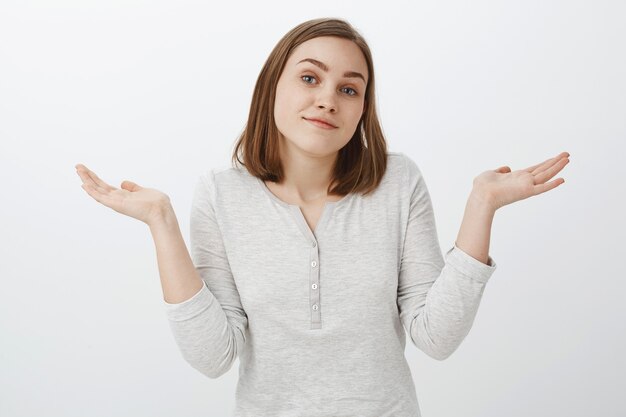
left=445, top=243, right=497, bottom=284
left=163, top=280, right=214, bottom=322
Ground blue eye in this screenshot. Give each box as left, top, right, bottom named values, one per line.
left=301, top=75, right=358, bottom=96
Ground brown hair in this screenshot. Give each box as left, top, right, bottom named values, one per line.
left=231, top=17, right=388, bottom=197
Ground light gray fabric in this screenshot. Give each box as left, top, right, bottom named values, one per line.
left=163, top=151, right=497, bottom=417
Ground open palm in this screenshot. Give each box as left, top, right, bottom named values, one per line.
left=75, top=164, right=171, bottom=225
left=472, top=151, right=570, bottom=211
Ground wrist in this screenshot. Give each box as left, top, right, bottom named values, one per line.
left=148, top=202, right=177, bottom=229
left=468, top=189, right=497, bottom=215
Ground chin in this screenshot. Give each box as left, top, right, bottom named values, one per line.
left=293, top=140, right=338, bottom=157
left=279, top=129, right=345, bottom=155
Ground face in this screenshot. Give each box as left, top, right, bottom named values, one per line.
left=273, top=36, right=368, bottom=159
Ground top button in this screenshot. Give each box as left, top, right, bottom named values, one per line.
left=312, top=241, right=317, bottom=247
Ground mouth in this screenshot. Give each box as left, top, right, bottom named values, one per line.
left=303, top=117, right=337, bottom=129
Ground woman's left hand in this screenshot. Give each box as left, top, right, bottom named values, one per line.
left=472, top=151, right=570, bottom=211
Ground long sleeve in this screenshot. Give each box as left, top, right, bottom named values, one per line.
left=397, top=154, right=497, bottom=361
left=163, top=169, right=248, bottom=378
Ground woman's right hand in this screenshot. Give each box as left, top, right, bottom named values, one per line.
left=75, top=163, right=172, bottom=226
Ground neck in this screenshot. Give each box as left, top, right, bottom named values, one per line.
left=276, top=140, right=338, bottom=203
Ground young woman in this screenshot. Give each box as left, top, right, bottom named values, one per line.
left=76, top=17, right=570, bottom=417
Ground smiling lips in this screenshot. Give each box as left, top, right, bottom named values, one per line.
left=304, top=117, right=337, bottom=129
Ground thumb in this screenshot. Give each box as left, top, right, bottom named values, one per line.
left=121, top=180, right=142, bottom=192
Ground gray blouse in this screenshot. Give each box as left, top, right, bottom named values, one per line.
left=164, top=151, right=497, bottom=417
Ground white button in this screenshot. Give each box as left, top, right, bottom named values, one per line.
left=312, top=241, right=317, bottom=247
left=311, top=261, right=317, bottom=268
left=312, top=304, right=318, bottom=310
left=312, top=284, right=317, bottom=289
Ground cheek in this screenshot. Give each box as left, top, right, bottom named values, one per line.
left=348, top=106, right=364, bottom=126
left=274, top=101, right=289, bottom=132
left=274, top=83, right=297, bottom=122
left=273, top=87, right=287, bottom=125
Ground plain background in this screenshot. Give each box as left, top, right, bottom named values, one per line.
left=1, top=0, right=624, bottom=416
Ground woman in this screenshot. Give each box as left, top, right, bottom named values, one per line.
left=76, top=17, right=569, bottom=417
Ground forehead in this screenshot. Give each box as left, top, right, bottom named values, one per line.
left=286, top=36, right=368, bottom=78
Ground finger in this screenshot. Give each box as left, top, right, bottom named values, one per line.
left=121, top=180, right=142, bottom=192
left=531, top=152, right=569, bottom=175
left=81, top=182, right=108, bottom=198
left=525, top=152, right=563, bottom=174
left=76, top=168, right=98, bottom=188
left=76, top=169, right=108, bottom=193
left=81, top=183, right=104, bottom=204
left=533, top=157, right=570, bottom=184
left=524, top=152, right=569, bottom=174
left=524, top=159, right=549, bottom=173
left=76, top=165, right=117, bottom=192
left=532, top=177, right=565, bottom=196
left=81, top=183, right=115, bottom=206
left=85, top=169, right=116, bottom=192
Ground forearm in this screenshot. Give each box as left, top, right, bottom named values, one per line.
left=149, top=204, right=204, bottom=303
left=454, top=190, right=496, bottom=265
left=405, top=189, right=498, bottom=360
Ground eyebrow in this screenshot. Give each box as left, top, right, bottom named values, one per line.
left=296, top=58, right=367, bottom=84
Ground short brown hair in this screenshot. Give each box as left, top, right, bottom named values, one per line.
left=231, top=17, right=388, bottom=197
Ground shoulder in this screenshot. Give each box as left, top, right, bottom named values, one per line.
left=385, top=151, right=424, bottom=184
left=384, top=151, right=431, bottom=208
left=194, top=163, right=257, bottom=204
left=197, top=163, right=250, bottom=186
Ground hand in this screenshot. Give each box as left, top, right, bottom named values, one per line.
left=471, top=151, right=570, bottom=211
left=75, top=164, right=172, bottom=226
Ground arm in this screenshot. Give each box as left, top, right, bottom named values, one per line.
left=454, top=193, right=495, bottom=265
left=159, top=171, right=248, bottom=378
left=455, top=151, right=569, bottom=263
left=150, top=207, right=204, bottom=303
left=397, top=151, right=569, bottom=361
left=397, top=154, right=497, bottom=361
left=75, top=163, right=247, bottom=377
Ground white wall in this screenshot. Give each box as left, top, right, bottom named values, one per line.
left=1, top=0, right=624, bottom=416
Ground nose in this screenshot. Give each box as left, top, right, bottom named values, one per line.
left=315, top=86, right=337, bottom=113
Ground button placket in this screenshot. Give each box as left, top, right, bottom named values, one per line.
left=310, top=239, right=321, bottom=329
